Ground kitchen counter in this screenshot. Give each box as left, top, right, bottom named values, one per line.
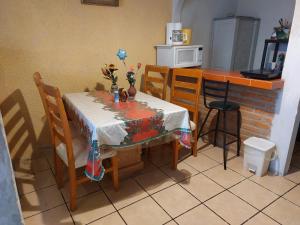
left=202, top=69, right=284, bottom=90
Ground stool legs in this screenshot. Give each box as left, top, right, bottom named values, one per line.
left=223, top=111, right=227, bottom=170
left=237, top=110, right=241, bottom=156
left=198, top=108, right=212, bottom=139
left=213, top=110, right=220, bottom=146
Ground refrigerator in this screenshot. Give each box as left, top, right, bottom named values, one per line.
left=210, top=16, right=260, bottom=71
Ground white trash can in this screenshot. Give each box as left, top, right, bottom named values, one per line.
left=243, top=137, right=276, bottom=176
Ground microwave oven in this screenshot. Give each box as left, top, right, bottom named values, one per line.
left=156, top=45, right=203, bottom=68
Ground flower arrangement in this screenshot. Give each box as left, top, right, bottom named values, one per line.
left=272, top=18, right=290, bottom=40
left=101, top=64, right=118, bottom=85
left=116, top=49, right=142, bottom=86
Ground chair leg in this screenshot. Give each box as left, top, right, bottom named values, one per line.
left=192, top=130, right=198, bottom=157
left=237, top=110, right=241, bottom=156
left=213, top=110, right=220, bottom=147
left=111, top=156, right=119, bottom=191
left=172, top=140, right=179, bottom=170
left=223, top=111, right=227, bottom=170
left=54, top=148, right=64, bottom=189
left=197, top=108, right=212, bottom=140
left=68, top=167, right=77, bottom=211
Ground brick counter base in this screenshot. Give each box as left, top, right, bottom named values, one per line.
left=198, top=84, right=279, bottom=152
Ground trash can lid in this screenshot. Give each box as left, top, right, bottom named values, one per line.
left=243, top=137, right=275, bottom=152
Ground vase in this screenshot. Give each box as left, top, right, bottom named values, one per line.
left=128, top=84, right=137, bottom=100
left=110, top=83, right=118, bottom=94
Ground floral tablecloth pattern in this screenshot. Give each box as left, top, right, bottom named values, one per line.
left=63, top=91, right=192, bottom=181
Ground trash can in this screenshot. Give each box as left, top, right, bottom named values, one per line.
left=243, top=137, right=276, bottom=176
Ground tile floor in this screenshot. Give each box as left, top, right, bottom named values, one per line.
left=15, top=142, right=300, bottom=225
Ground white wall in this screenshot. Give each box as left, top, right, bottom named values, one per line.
left=270, top=0, right=300, bottom=175
left=172, top=0, right=184, bottom=22
left=236, top=0, right=296, bottom=69
left=181, top=0, right=238, bottom=67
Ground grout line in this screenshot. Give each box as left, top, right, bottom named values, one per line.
left=247, top=176, right=297, bottom=197
left=18, top=183, right=57, bottom=197
left=20, top=147, right=300, bottom=225
left=46, top=161, right=76, bottom=225
left=203, top=204, right=231, bottom=225
left=133, top=176, right=174, bottom=220
left=98, top=184, right=128, bottom=225
left=22, top=203, right=68, bottom=220
left=59, top=189, right=76, bottom=225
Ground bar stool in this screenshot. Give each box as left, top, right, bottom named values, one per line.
left=197, top=79, right=241, bottom=169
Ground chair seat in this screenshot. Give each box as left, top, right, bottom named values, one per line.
left=56, top=126, right=117, bottom=169
left=208, top=101, right=240, bottom=111
left=190, top=120, right=196, bottom=131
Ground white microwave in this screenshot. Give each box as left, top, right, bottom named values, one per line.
left=156, top=45, right=203, bottom=68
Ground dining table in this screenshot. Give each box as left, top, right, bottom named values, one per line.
left=63, top=90, right=192, bottom=181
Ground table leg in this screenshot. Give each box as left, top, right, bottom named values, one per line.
left=172, top=139, right=179, bottom=170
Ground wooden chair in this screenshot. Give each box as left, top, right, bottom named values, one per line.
left=143, top=65, right=170, bottom=100
left=170, top=68, right=203, bottom=169
left=34, top=74, right=119, bottom=211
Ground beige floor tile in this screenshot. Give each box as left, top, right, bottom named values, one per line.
left=244, top=213, right=279, bottom=225
left=152, top=184, right=200, bottom=218
left=250, top=174, right=296, bottom=195
left=71, top=191, right=115, bottom=225
left=263, top=198, right=300, bottom=225
left=103, top=178, right=148, bottom=209
left=135, top=169, right=175, bottom=194
left=180, top=173, right=224, bottom=202
left=227, top=156, right=253, bottom=177
left=285, top=166, right=300, bottom=184
left=89, top=212, right=125, bottom=225
left=119, top=197, right=171, bottom=225
left=230, top=180, right=278, bottom=210
left=203, top=165, right=245, bottom=188
left=160, top=161, right=199, bottom=182
left=20, top=186, right=64, bottom=218
left=202, top=146, right=235, bottom=163
left=15, top=169, right=56, bottom=195
left=283, top=185, right=300, bottom=206
left=205, top=191, right=258, bottom=225
left=165, top=220, right=177, bottom=225
left=184, top=154, right=219, bottom=172
left=176, top=204, right=227, bottom=225
left=61, top=180, right=101, bottom=202
left=13, top=157, right=50, bottom=174
left=24, top=205, right=74, bottom=225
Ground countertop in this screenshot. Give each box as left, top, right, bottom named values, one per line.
left=202, top=69, right=284, bottom=90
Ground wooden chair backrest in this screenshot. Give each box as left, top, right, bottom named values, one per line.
left=33, top=72, right=55, bottom=139
left=143, top=65, right=170, bottom=100
left=171, top=68, right=203, bottom=126
left=33, top=72, right=47, bottom=110
left=41, top=82, right=75, bottom=168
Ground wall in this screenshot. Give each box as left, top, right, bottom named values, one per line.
left=236, top=0, right=296, bottom=69
left=172, top=0, right=184, bottom=22
left=270, top=0, right=300, bottom=175
left=0, top=0, right=172, bottom=158
left=180, top=0, right=296, bottom=69
left=181, top=0, right=238, bottom=67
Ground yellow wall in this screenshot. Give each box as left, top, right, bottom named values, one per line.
left=0, top=0, right=172, bottom=158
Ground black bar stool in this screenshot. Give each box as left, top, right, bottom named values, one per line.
left=197, top=79, right=241, bottom=169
